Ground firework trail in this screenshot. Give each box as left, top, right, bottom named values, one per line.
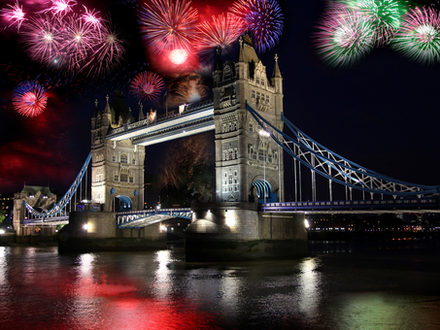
left=1, top=1, right=26, bottom=30
left=342, top=0, right=407, bottom=45
left=392, top=6, right=440, bottom=64
left=315, top=5, right=374, bottom=66
left=138, top=0, right=199, bottom=54
left=130, top=71, right=166, bottom=101
left=12, top=80, right=48, bottom=118
left=230, top=0, right=284, bottom=53
left=197, top=13, right=246, bottom=50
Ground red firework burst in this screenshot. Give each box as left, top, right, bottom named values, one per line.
left=139, top=0, right=199, bottom=54
left=130, top=71, right=165, bottom=101
left=197, top=13, right=246, bottom=50
left=12, top=81, right=48, bottom=118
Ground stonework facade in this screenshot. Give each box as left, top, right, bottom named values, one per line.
left=213, top=36, right=284, bottom=203
left=91, top=96, right=145, bottom=211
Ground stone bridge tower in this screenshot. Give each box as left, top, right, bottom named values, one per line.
left=91, top=94, right=145, bottom=211
left=213, top=36, right=284, bottom=203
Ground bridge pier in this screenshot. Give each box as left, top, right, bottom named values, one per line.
left=186, top=203, right=308, bottom=261
left=58, top=211, right=166, bottom=253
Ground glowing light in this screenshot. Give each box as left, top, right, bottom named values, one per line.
left=169, top=48, right=188, bottom=64
left=258, top=129, right=270, bottom=137
left=130, top=71, right=165, bottom=101
left=159, top=224, right=167, bottom=232
left=392, top=7, right=440, bottom=64
left=12, top=81, right=48, bottom=118
left=315, top=5, right=374, bottom=67
left=304, top=219, right=310, bottom=229
left=82, top=223, right=89, bottom=231
left=1, top=1, right=26, bottom=30
left=0, top=229, right=5, bottom=235
left=231, top=0, right=284, bottom=53
left=225, top=210, right=237, bottom=229
left=139, top=0, right=199, bottom=54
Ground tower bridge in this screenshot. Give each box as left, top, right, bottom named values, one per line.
left=13, top=36, right=439, bottom=256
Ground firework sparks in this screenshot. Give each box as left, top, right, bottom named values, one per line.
left=342, top=0, right=407, bottom=45
left=392, top=7, right=440, bottom=64
left=315, top=5, right=374, bottom=66
left=230, top=0, right=284, bottom=53
left=12, top=81, right=48, bottom=118
left=22, top=14, right=63, bottom=65
left=139, top=0, right=199, bottom=54
left=82, top=5, right=102, bottom=29
left=197, top=13, right=246, bottom=50
left=43, top=0, right=76, bottom=16
left=130, top=71, right=165, bottom=101
left=1, top=1, right=26, bottom=30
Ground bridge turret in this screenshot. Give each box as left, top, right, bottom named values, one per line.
left=213, top=35, right=284, bottom=203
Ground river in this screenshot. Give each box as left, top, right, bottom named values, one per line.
left=0, top=246, right=439, bottom=329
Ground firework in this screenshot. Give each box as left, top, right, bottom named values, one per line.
left=22, top=14, right=63, bottom=65
left=197, top=13, right=246, bottom=50
left=42, top=0, right=76, bottom=16
left=392, top=7, right=440, bottom=63
left=342, top=0, right=407, bottom=45
left=82, top=5, right=102, bottom=29
left=230, top=0, right=284, bottom=53
left=12, top=81, right=48, bottom=118
left=1, top=1, right=26, bottom=30
left=130, top=71, right=165, bottom=101
left=138, top=0, right=199, bottom=54
left=315, top=6, right=374, bottom=66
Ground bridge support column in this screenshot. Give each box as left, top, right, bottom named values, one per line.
left=185, top=203, right=308, bottom=261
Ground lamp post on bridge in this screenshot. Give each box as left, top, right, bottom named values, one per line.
left=259, top=128, right=270, bottom=204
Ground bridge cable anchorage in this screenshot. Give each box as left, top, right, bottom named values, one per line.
left=245, top=103, right=439, bottom=197
left=23, top=152, right=92, bottom=221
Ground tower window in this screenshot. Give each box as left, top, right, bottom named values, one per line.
left=132, top=158, right=136, bottom=165
left=129, top=177, right=134, bottom=183
left=112, top=156, right=116, bottom=162
left=120, top=154, right=128, bottom=164
left=114, top=175, right=119, bottom=182
left=120, top=174, right=128, bottom=182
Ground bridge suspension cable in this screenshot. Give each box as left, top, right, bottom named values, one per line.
left=23, top=152, right=92, bottom=218
left=246, top=103, right=440, bottom=198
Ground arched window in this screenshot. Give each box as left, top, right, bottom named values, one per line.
left=120, top=154, right=128, bottom=164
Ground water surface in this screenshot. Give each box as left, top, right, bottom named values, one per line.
left=0, top=246, right=439, bottom=329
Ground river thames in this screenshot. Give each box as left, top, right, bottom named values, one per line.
left=0, top=245, right=439, bottom=329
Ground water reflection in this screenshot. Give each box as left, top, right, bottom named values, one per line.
left=298, top=258, right=321, bottom=318
left=0, top=247, right=439, bottom=328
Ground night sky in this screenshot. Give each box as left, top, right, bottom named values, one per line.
left=1, top=0, right=439, bottom=197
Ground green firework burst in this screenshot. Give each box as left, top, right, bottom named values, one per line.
left=342, top=0, right=408, bottom=45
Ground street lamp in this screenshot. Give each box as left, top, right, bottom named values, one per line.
left=258, top=129, right=270, bottom=203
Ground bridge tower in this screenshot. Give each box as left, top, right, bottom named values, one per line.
left=213, top=35, right=284, bottom=203
left=91, top=94, right=145, bottom=211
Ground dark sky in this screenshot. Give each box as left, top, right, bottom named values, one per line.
left=1, top=0, right=439, bottom=196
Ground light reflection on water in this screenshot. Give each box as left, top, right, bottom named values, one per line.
left=0, top=246, right=439, bottom=329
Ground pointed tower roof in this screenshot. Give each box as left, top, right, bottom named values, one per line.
left=104, top=94, right=111, bottom=114
left=138, top=102, right=144, bottom=120
left=273, top=53, right=282, bottom=78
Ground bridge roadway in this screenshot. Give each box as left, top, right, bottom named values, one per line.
left=106, top=100, right=214, bottom=146
left=262, top=198, right=440, bottom=214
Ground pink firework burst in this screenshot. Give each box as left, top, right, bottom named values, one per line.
left=79, top=27, right=124, bottom=77
left=139, top=0, right=199, bottom=54
left=12, top=81, right=48, bottom=118
left=22, top=14, right=63, bottom=65
left=42, top=0, right=76, bottom=16
left=1, top=1, right=26, bottom=30
left=197, top=13, right=246, bottom=50
left=130, top=71, right=165, bottom=101
left=82, top=5, right=102, bottom=29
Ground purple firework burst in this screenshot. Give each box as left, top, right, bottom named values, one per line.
left=130, top=71, right=166, bottom=101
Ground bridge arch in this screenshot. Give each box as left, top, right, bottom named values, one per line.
left=251, top=179, right=277, bottom=204
left=115, top=195, right=132, bottom=212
